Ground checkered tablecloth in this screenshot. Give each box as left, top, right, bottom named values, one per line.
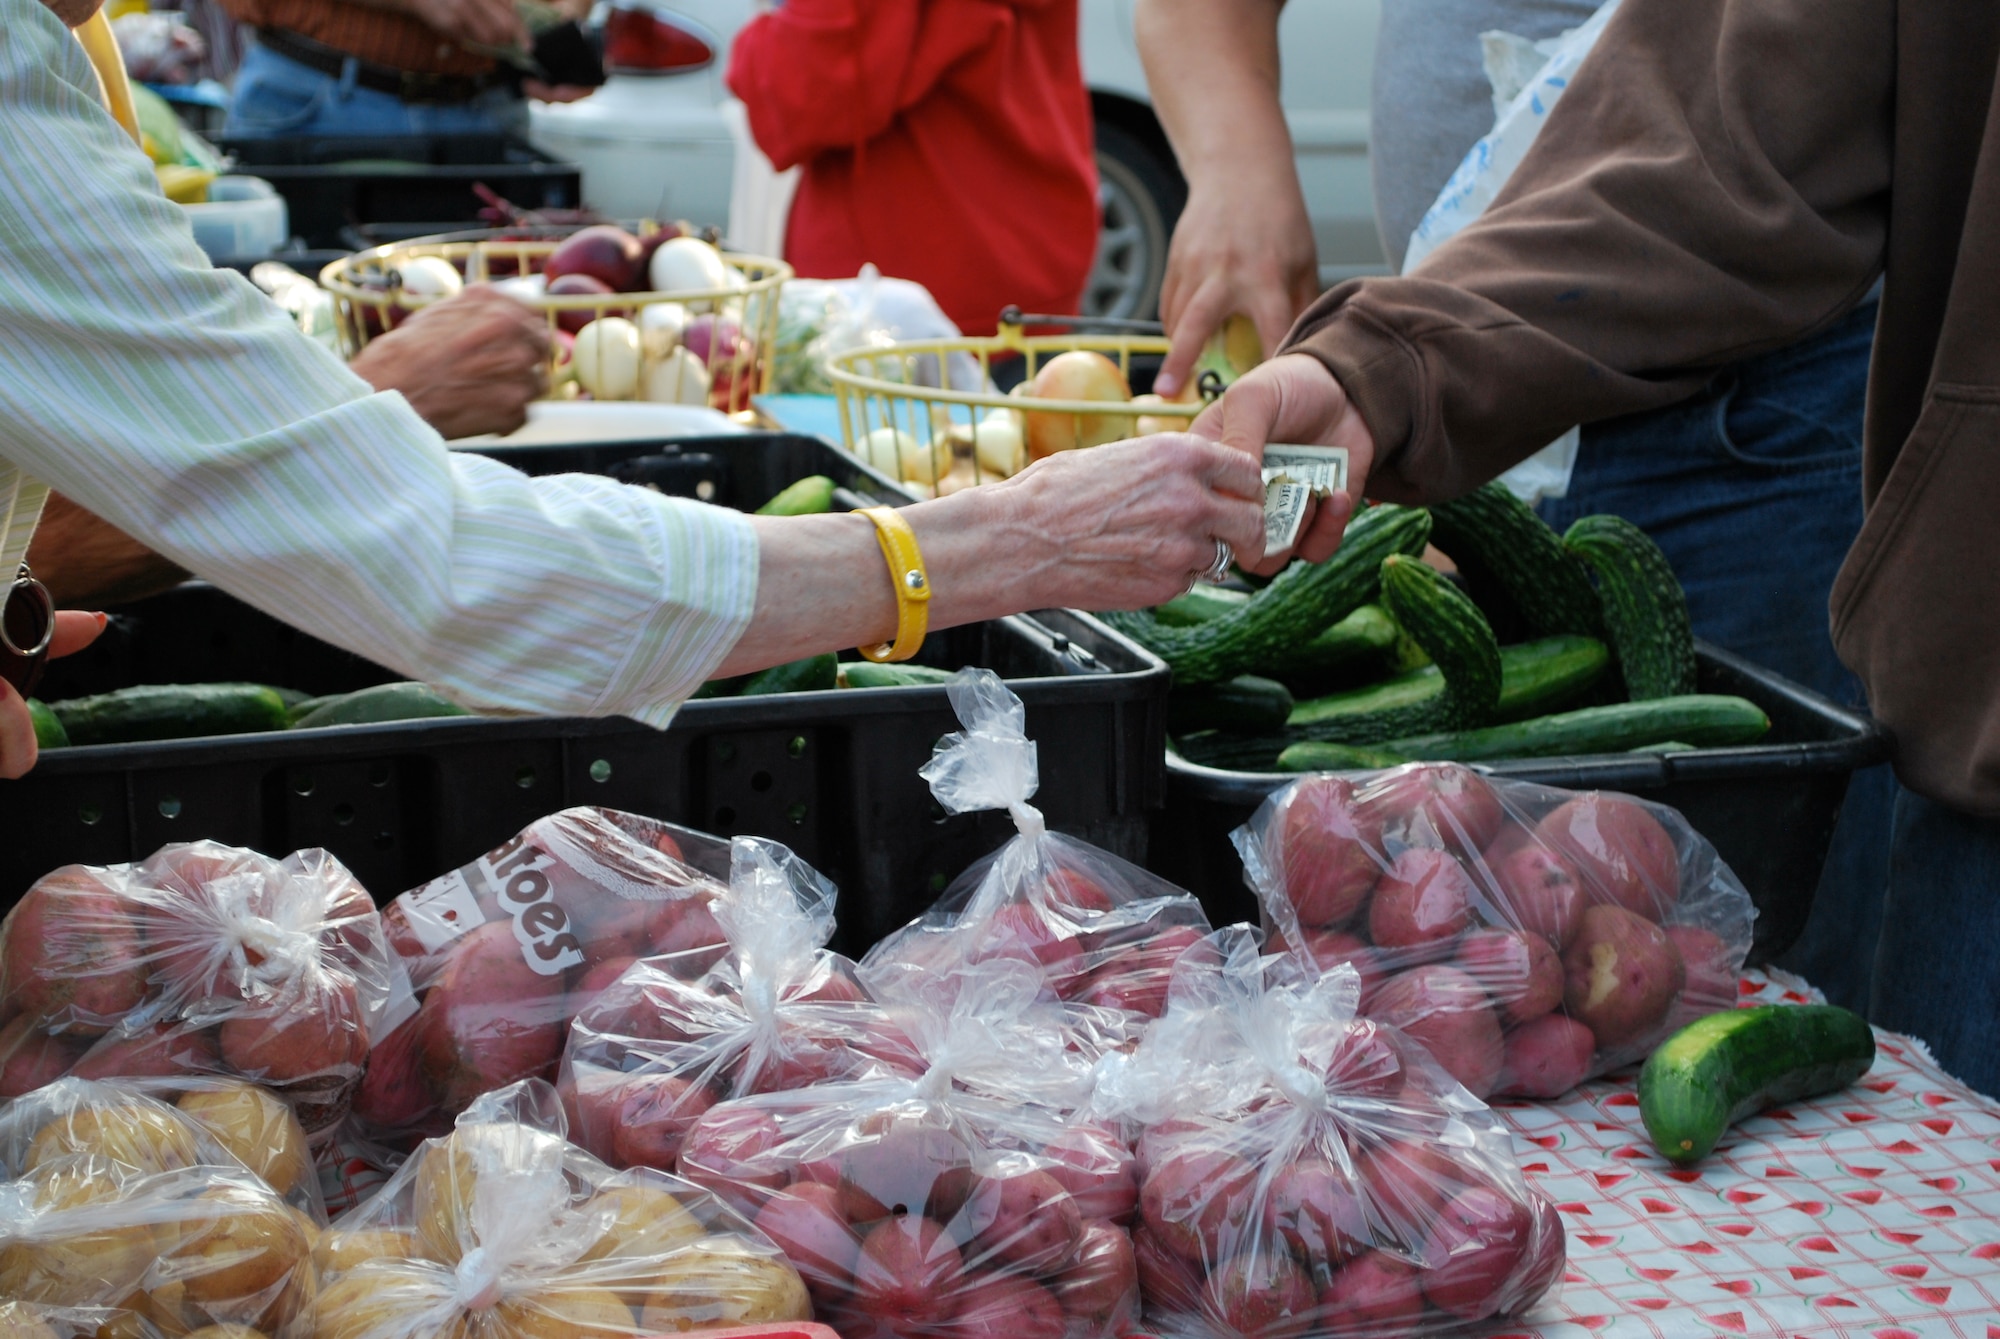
left=1498, top=971, right=2000, bottom=1339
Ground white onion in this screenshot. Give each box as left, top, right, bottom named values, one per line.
left=898, top=432, right=946, bottom=485
left=648, top=237, right=731, bottom=294
left=573, top=317, right=642, bottom=400
left=395, top=255, right=464, bottom=299
left=641, top=346, right=711, bottom=405
left=972, top=416, right=1026, bottom=478
left=857, top=426, right=916, bottom=479
left=491, top=274, right=547, bottom=304
left=637, top=302, right=689, bottom=359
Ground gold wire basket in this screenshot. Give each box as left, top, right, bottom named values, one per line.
left=320, top=226, right=792, bottom=413
left=823, top=309, right=1220, bottom=496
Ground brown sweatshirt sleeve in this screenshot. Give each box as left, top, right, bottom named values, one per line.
left=1291, top=0, right=1896, bottom=504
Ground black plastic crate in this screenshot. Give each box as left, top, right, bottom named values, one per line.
left=1145, top=642, right=1889, bottom=966
left=7, top=435, right=1168, bottom=957
left=218, top=134, right=580, bottom=249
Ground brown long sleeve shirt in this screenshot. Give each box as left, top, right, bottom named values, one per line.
left=222, top=0, right=495, bottom=78
left=1292, top=0, right=2000, bottom=815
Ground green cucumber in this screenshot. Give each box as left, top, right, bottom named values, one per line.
left=26, top=699, right=68, bottom=750
left=740, top=653, right=839, bottom=695
left=1564, top=514, right=1697, bottom=699
left=756, top=474, right=838, bottom=517
left=1639, top=1005, right=1875, bottom=1164
left=1274, top=740, right=1412, bottom=772
left=1173, top=730, right=1296, bottom=771
left=1287, top=635, right=1608, bottom=744
left=50, top=683, right=292, bottom=746
left=1267, top=603, right=1403, bottom=685
left=1169, top=675, right=1293, bottom=735
left=838, top=662, right=958, bottom=688
left=271, top=686, right=315, bottom=710
left=1632, top=740, right=1697, bottom=754
left=1152, top=585, right=1251, bottom=627
left=1098, top=504, right=1433, bottom=685
left=1287, top=556, right=1500, bottom=745
left=1382, top=693, right=1771, bottom=761
left=1428, top=482, right=1606, bottom=640
left=283, top=694, right=339, bottom=726
left=292, top=682, right=471, bottom=728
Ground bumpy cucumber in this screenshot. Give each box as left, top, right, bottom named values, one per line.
left=740, top=653, right=839, bottom=695
left=1382, top=694, right=1770, bottom=761
left=1152, top=585, right=1251, bottom=627
left=1285, top=635, right=1605, bottom=745
left=1286, top=555, right=1500, bottom=744
left=1098, top=504, right=1433, bottom=685
left=292, top=682, right=471, bottom=728
left=1266, top=603, right=1404, bottom=686
left=1428, top=482, right=1606, bottom=639
left=51, top=683, right=291, bottom=746
left=1639, top=1005, right=1874, bottom=1164
left=1274, top=740, right=1413, bottom=772
left=1564, top=513, right=1698, bottom=699
left=1169, top=675, right=1293, bottom=736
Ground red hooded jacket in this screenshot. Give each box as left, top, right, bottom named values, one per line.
left=727, top=0, right=1098, bottom=336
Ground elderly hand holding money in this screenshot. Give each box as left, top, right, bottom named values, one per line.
left=1188, top=352, right=1380, bottom=576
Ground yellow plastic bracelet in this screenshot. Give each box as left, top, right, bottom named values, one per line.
left=854, top=506, right=930, bottom=663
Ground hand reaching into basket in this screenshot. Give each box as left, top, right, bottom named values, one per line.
left=0, top=610, right=106, bottom=779
left=349, top=286, right=552, bottom=441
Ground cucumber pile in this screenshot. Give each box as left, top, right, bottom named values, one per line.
left=1111, top=485, right=1773, bottom=771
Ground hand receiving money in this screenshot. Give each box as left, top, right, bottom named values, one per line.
left=1261, top=444, right=1349, bottom=553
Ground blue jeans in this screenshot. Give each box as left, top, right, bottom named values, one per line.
left=1877, top=788, right=2000, bottom=1096
left=1537, top=302, right=1894, bottom=1016
left=225, top=42, right=527, bottom=139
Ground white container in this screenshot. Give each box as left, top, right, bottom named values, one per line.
left=183, top=176, right=289, bottom=261
left=447, top=400, right=744, bottom=447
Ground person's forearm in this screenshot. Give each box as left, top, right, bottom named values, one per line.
left=1137, top=0, right=1295, bottom=194
left=26, top=493, right=187, bottom=607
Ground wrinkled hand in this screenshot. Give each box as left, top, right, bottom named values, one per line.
left=407, top=0, right=528, bottom=50
left=351, top=285, right=551, bottom=440
left=983, top=434, right=1268, bottom=610
left=1190, top=352, right=1378, bottom=573
left=1155, top=177, right=1319, bottom=400
left=0, top=610, right=108, bottom=779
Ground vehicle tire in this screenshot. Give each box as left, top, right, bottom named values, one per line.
left=1086, top=119, right=1184, bottom=322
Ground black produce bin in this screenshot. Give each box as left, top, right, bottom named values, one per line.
left=1146, top=641, right=1889, bottom=966
left=5, top=435, right=1169, bottom=959
left=217, top=134, right=581, bottom=249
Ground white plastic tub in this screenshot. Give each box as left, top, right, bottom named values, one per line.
left=183, top=175, right=289, bottom=260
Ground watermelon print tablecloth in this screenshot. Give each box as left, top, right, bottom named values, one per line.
left=1501, top=970, right=2000, bottom=1339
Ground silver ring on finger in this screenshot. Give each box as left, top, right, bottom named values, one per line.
left=1199, top=538, right=1233, bottom=585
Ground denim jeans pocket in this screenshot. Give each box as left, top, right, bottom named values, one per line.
left=1709, top=370, right=1867, bottom=473
left=228, top=49, right=330, bottom=135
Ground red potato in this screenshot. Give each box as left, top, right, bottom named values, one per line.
left=1355, top=1138, right=1469, bottom=1237
left=1210, top=1249, right=1317, bottom=1339
left=350, top=1013, right=435, bottom=1131
left=1367, top=965, right=1504, bottom=1097
left=1535, top=794, right=1680, bottom=920
left=1138, top=1143, right=1258, bottom=1264
left=1279, top=775, right=1384, bottom=929
left=1132, top=1116, right=1208, bottom=1178
left=1665, top=924, right=1737, bottom=1014
left=753, top=1183, right=861, bottom=1300
left=838, top=1110, right=976, bottom=1224
left=1044, top=867, right=1116, bottom=917
left=1367, top=849, right=1478, bottom=950
left=791, top=967, right=868, bottom=1005
left=218, top=975, right=370, bottom=1081
left=645, top=896, right=731, bottom=977
left=0, top=1016, right=82, bottom=1097
left=1514, top=1195, right=1568, bottom=1306
left=963, top=1168, right=1082, bottom=1272
left=749, top=1029, right=857, bottom=1093
left=1321, top=1250, right=1425, bottom=1333
left=1456, top=929, right=1563, bottom=1025
left=680, top=1104, right=790, bottom=1211
left=1076, top=923, right=1205, bottom=1018
left=952, top=1275, right=1065, bottom=1339
left=1495, top=1013, right=1596, bottom=1099
left=1281, top=928, right=1389, bottom=1003
left=1262, top=1157, right=1368, bottom=1268
left=1358, top=763, right=1503, bottom=859
left=413, top=920, right=568, bottom=1111
left=1479, top=821, right=1536, bottom=869
left=1562, top=905, right=1686, bottom=1049
left=68, top=1018, right=220, bottom=1080
left=1038, top=1122, right=1138, bottom=1224
left=1313, top=1018, right=1406, bottom=1097
left=970, top=902, right=1090, bottom=995
left=1131, top=1225, right=1204, bottom=1315
left=1419, top=1185, right=1535, bottom=1320
left=1, top=868, right=150, bottom=1032
left=851, top=1216, right=965, bottom=1330
left=848, top=1017, right=929, bottom=1080
left=1490, top=843, right=1586, bottom=951
left=602, top=1073, right=718, bottom=1170
left=1049, top=1220, right=1138, bottom=1323
left=571, top=954, right=640, bottom=1004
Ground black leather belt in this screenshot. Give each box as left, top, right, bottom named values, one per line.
left=256, top=27, right=510, bottom=105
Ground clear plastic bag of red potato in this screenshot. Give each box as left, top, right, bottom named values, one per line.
left=0, top=1076, right=321, bottom=1335
left=1091, top=927, right=1564, bottom=1339
left=858, top=670, right=1211, bottom=1022
left=356, top=808, right=733, bottom=1144
left=1234, top=763, right=1755, bottom=1100
left=559, top=835, right=930, bottom=1172
left=0, top=843, right=392, bottom=1132
left=678, top=958, right=1142, bottom=1339
left=314, top=1078, right=810, bottom=1339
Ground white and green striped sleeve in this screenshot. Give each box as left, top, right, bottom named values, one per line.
left=0, top=1, right=758, bottom=727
